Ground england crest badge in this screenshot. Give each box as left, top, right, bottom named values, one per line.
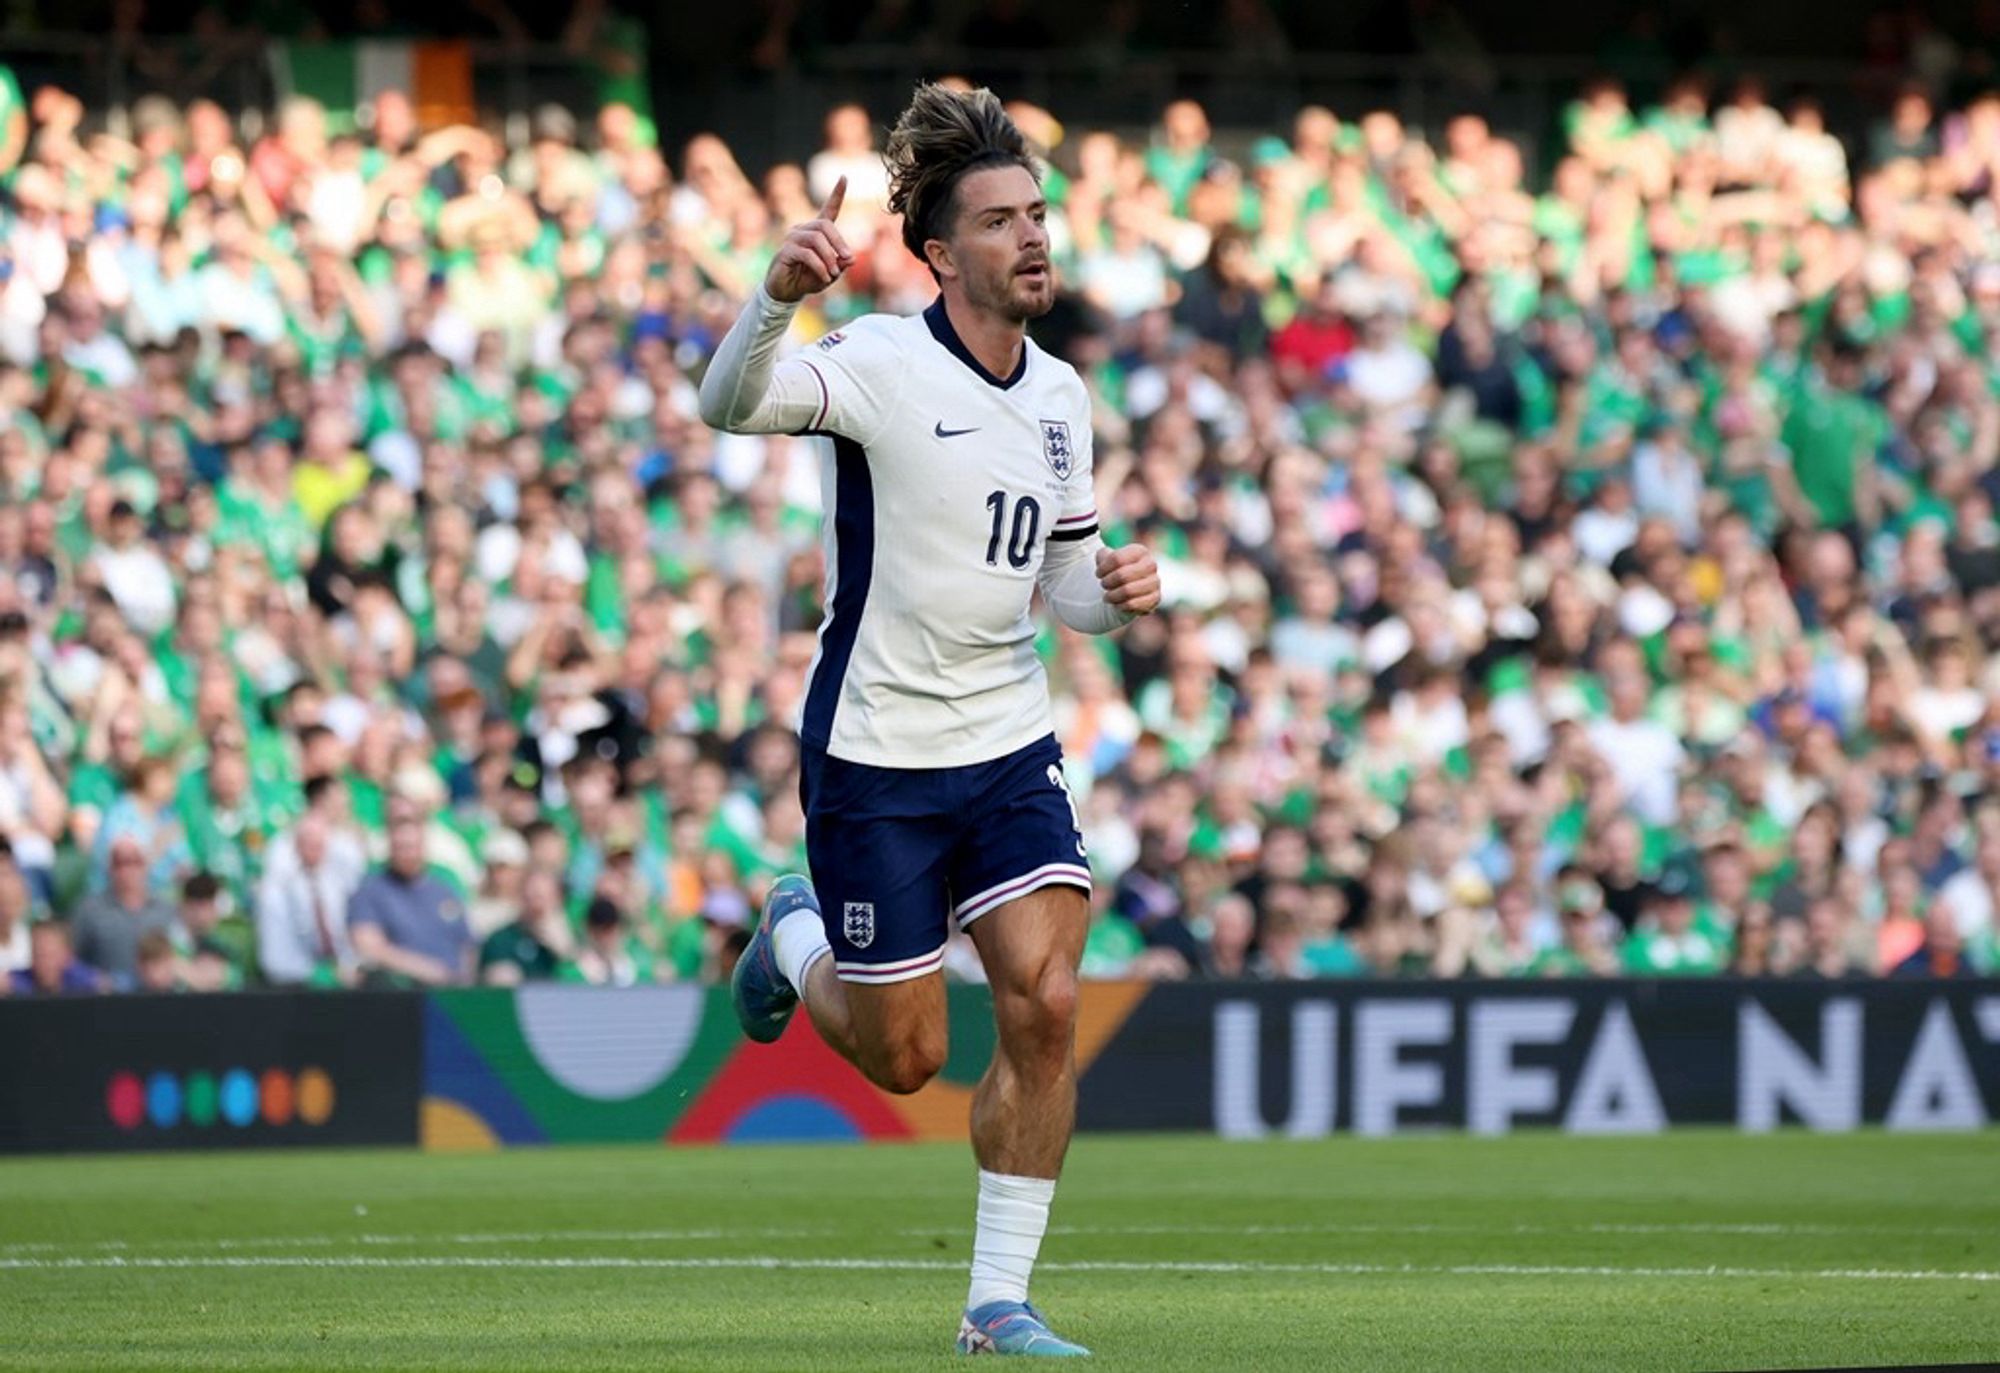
left=842, top=901, right=875, bottom=949
left=1039, top=419, right=1074, bottom=479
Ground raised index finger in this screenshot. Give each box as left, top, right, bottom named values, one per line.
left=820, top=175, right=847, bottom=224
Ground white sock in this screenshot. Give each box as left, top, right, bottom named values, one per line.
left=967, top=1170, right=1056, bottom=1310
left=770, top=905, right=831, bottom=995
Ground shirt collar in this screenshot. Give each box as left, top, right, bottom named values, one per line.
left=923, top=296, right=1027, bottom=390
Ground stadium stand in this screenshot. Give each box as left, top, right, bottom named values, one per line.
left=2, top=49, right=1999, bottom=995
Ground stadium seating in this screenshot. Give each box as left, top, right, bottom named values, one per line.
left=0, top=60, right=1996, bottom=994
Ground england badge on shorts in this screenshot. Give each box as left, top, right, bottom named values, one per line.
left=1039, top=420, right=1073, bottom=479
left=843, top=901, right=875, bottom=949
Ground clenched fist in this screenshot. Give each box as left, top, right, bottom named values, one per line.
left=764, top=175, right=854, bottom=304
left=1096, top=544, right=1161, bottom=617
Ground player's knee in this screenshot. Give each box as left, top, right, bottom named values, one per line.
left=863, top=1032, right=947, bottom=1095
left=998, top=963, right=1079, bottom=1061
left=874, top=1043, right=945, bottom=1095
left=1034, top=965, right=1080, bottom=1037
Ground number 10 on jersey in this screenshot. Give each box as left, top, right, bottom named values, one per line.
left=984, top=491, right=1041, bottom=569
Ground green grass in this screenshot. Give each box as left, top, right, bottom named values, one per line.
left=0, top=1132, right=1995, bottom=1371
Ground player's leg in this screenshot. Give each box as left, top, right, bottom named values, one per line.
left=752, top=904, right=956, bottom=1096
left=740, top=892, right=956, bottom=1096
left=733, top=739, right=955, bottom=1095
left=954, top=887, right=1092, bottom=1356
left=965, top=884, right=1088, bottom=1176
left=796, top=959, right=947, bottom=1093
left=947, top=737, right=1094, bottom=1356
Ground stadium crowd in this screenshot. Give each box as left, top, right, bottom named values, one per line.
left=3, top=58, right=2000, bottom=995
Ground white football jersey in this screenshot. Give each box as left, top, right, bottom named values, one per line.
left=794, top=300, right=1099, bottom=768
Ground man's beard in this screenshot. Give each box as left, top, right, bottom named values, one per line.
left=968, top=267, right=1053, bottom=323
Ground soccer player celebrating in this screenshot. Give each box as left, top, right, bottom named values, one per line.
left=699, top=83, right=1160, bottom=1357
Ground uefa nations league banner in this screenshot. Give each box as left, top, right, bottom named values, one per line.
left=420, top=979, right=2000, bottom=1148
left=1075, top=979, right=2000, bottom=1137
left=2, top=980, right=1997, bottom=1153
left=0, top=992, right=422, bottom=1153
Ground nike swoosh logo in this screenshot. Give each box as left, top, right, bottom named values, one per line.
left=934, top=422, right=980, bottom=439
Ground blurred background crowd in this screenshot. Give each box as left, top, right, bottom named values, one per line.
left=5, top=2, right=2000, bottom=995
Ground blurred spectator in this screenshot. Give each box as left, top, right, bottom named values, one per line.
left=0, top=63, right=22, bottom=176
left=469, top=828, right=532, bottom=937
left=1934, top=827, right=2000, bottom=939
left=1465, top=880, right=1550, bottom=975
left=1794, top=894, right=1864, bottom=978
left=479, top=867, right=572, bottom=985
left=1529, top=869, right=1620, bottom=976
left=1175, top=227, right=1269, bottom=362
left=1892, top=901, right=1976, bottom=977
left=256, top=795, right=368, bottom=987
left=9, top=920, right=103, bottom=994
left=806, top=103, right=890, bottom=213
left=1079, top=199, right=1170, bottom=321
left=1871, top=87, right=1940, bottom=167
left=89, top=757, right=190, bottom=898
left=1204, top=892, right=1257, bottom=978
left=0, top=696, right=61, bottom=893
left=0, top=845, right=36, bottom=973
left=1146, top=100, right=1215, bottom=216
left=566, top=893, right=655, bottom=986
left=1621, top=877, right=1728, bottom=974
left=346, top=800, right=473, bottom=987
left=134, top=928, right=181, bottom=993
left=70, top=835, right=178, bottom=986
left=174, top=871, right=249, bottom=991
left=1112, top=828, right=1203, bottom=967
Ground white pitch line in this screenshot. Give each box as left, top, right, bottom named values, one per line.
left=1043, top=1224, right=1457, bottom=1237
left=6, top=1218, right=1992, bottom=1258
left=363, top=1228, right=829, bottom=1246
left=1044, top=1221, right=1974, bottom=1238
left=0, top=1256, right=951, bottom=1272
left=0, top=1227, right=830, bottom=1256
left=0, top=1254, right=1995, bottom=1283
left=1581, top=1223, right=1820, bottom=1236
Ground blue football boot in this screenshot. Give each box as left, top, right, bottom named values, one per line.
left=731, top=874, right=820, bottom=1043
left=956, top=1301, right=1091, bottom=1357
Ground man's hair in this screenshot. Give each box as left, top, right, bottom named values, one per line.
left=136, top=928, right=175, bottom=962
left=128, top=755, right=174, bottom=788
left=886, top=84, right=1039, bottom=272
left=301, top=772, right=340, bottom=808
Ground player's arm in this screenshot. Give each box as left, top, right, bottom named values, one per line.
left=1038, top=531, right=1159, bottom=632
left=1037, top=413, right=1159, bottom=631
left=697, top=178, right=858, bottom=437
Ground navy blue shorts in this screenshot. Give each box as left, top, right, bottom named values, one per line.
left=798, top=733, right=1092, bottom=984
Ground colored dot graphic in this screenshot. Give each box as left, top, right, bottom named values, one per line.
left=184, top=1071, right=218, bottom=1128
left=106, top=1067, right=337, bottom=1132
left=219, top=1070, right=258, bottom=1127
left=260, top=1068, right=294, bottom=1126
left=105, top=1072, right=144, bottom=1130
left=296, top=1068, right=336, bottom=1125
left=145, top=1071, right=182, bottom=1128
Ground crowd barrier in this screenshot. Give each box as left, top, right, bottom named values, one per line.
left=3, top=980, right=1996, bottom=1154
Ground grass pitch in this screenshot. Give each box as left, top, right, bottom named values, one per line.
left=0, top=1131, right=1995, bottom=1371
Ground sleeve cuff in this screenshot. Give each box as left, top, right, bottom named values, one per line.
left=752, top=282, right=802, bottom=327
